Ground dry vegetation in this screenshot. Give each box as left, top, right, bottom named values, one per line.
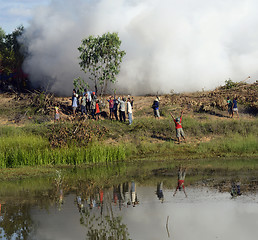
left=0, top=82, right=257, bottom=168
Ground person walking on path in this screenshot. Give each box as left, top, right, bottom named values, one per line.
left=232, top=97, right=239, bottom=118
left=173, top=166, right=187, bottom=197
left=170, top=110, right=186, bottom=144
left=127, top=98, right=133, bottom=125
left=152, top=96, right=160, bottom=119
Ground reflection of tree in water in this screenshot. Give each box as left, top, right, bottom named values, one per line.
left=0, top=203, right=35, bottom=240
left=82, top=213, right=130, bottom=240
left=0, top=171, right=67, bottom=239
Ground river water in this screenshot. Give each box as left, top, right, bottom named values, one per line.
left=0, top=162, right=257, bottom=240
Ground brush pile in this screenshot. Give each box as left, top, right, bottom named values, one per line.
left=12, top=90, right=56, bottom=114
left=163, top=82, right=258, bottom=114
left=49, top=122, right=109, bottom=148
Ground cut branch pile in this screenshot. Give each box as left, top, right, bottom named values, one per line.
left=162, top=82, right=258, bottom=114
left=49, top=122, right=109, bottom=148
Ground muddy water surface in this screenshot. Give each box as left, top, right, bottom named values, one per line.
left=0, top=161, right=257, bottom=240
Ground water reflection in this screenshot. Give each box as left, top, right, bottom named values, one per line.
left=0, top=163, right=257, bottom=240
left=231, top=180, right=242, bottom=198
left=173, top=166, right=187, bottom=197
left=0, top=203, right=35, bottom=239
left=156, top=182, right=164, bottom=203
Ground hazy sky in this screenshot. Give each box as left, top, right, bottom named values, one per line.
left=0, top=0, right=51, bottom=34
left=1, top=0, right=258, bottom=95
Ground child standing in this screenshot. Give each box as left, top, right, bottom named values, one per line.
left=54, top=105, right=60, bottom=123
left=170, top=110, right=186, bottom=144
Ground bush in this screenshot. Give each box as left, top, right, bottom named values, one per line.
left=224, top=78, right=237, bottom=89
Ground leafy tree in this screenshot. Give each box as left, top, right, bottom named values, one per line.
left=73, top=77, right=89, bottom=95
left=224, top=78, right=237, bottom=89
left=0, top=25, right=27, bottom=91
left=0, top=27, right=6, bottom=72
left=77, top=32, right=126, bottom=95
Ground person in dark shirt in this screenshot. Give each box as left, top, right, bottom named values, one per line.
left=232, top=97, right=239, bottom=118
left=156, top=182, right=164, bottom=203
left=152, top=96, right=160, bottom=119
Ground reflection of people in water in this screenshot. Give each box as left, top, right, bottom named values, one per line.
left=58, top=189, right=64, bottom=211
left=131, top=181, right=139, bottom=207
left=231, top=181, right=242, bottom=197
left=123, top=182, right=131, bottom=206
left=173, top=167, right=187, bottom=197
left=118, top=184, right=124, bottom=210
left=77, top=195, right=84, bottom=212
left=156, top=182, right=164, bottom=203
left=113, top=184, right=124, bottom=210
left=99, top=189, right=104, bottom=215
left=113, top=185, right=118, bottom=205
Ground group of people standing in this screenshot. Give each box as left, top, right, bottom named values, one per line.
left=72, top=89, right=134, bottom=124
left=72, top=89, right=99, bottom=119
left=107, top=95, right=134, bottom=125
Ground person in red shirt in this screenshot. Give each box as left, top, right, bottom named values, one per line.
left=170, top=110, right=186, bottom=144
left=107, top=96, right=114, bottom=120
left=173, top=166, right=187, bottom=197
left=95, top=100, right=100, bottom=120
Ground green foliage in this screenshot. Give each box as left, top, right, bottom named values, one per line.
left=0, top=25, right=26, bottom=90
left=0, top=125, right=127, bottom=168
left=224, top=78, right=237, bottom=89
left=196, top=134, right=258, bottom=157
left=73, top=77, right=89, bottom=95
left=78, top=32, right=126, bottom=95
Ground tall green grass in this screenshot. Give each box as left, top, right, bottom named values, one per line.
left=196, top=133, right=258, bottom=156
left=0, top=144, right=127, bottom=168
left=0, top=116, right=257, bottom=168
left=0, top=131, right=127, bottom=168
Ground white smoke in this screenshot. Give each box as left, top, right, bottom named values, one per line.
left=21, top=0, right=258, bottom=95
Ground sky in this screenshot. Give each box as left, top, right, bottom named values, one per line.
left=0, top=0, right=51, bottom=34
left=1, top=0, right=258, bottom=95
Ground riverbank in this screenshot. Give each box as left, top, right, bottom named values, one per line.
left=0, top=82, right=257, bottom=176
left=0, top=116, right=257, bottom=167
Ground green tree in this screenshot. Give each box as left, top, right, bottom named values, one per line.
left=77, top=32, right=126, bottom=95
left=224, top=78, right=237, bottom=89
left=0, top=25, right=26, bottom=91
left=73, top=77, right=89, bottom=95
left=0, top=27, right=6, bottom=73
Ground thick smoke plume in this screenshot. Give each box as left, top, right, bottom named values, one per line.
left=21, top=0, right=258, bottom=95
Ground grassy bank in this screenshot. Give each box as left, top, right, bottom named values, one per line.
left=0, top=135, right=126, bottom=168
left=0, top=115, right=257, bottom=168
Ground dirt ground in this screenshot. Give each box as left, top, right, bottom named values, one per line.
left=0, top=82, right=257, bottom=125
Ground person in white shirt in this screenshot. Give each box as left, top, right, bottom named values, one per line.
left=127, top=98, right=133, bottom=125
